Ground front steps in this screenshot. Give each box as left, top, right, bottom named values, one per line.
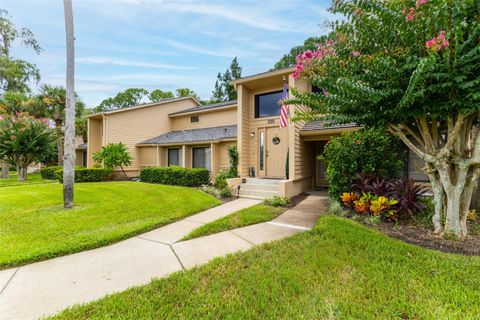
left=237, top=178, right=281, bottom=200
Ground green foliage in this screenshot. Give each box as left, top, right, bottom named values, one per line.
left=0, top=57, right=40, bottom=93
left=214, top=170, right=231, bottom=189
left=329, top=200, right=349, bottom=217
left=96, top=88, right=149, bottom=111
left=227, top=144, right=238, bottom=177
left=140, top=167, right=210, bottom=187
left=93, top=142, right=133, bottom=172
left=211, top=57, right=242, bottom=102
left=264, top=196, right=290, bottom=207
left=0, top=113, right=55, bottom=172
left=273, top=35, right=332, bottom=70
left=200, top=185, right=232, bottom=199
left=55, top=168, right=110, bottom=183
left=322, top=129, right=404, bottom=199
left=175, top=88, right=200, bottom=101
left=285, top=149, right=289, bottom=179
left=148, top=89, right=174, bottom=102
left=40, top=166, right=63, bottom=179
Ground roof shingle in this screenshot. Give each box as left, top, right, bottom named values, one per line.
left=139, top=125, right=237, bottom=145
left=168, top=100, right=237, bottom=116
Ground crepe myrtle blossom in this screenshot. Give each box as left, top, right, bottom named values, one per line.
left=416, top=0, right=428, bottom=7
left=293, top=41, right=336, bottom=79
left=352, top=51, right=361, bottom=58
left=402, top=7, right=415, bottom=21
left=426, top=30, right=449, bottom=52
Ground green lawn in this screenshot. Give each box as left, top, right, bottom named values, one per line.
left=182, top=203, right=284, bottom=241
left=0, top=172, right=52, bottom=187
left=51, top=216, right=480, bottom=319
left=0, top=182, right=220, bottom=269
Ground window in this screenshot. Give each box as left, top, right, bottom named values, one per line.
left=192, top=147, right=211, bottom=171
left=259, top=131, right=264, bottom=171
left=254, top=90, right=283, bottom=118
left=191, top=115, right=199, bottom=123
left=168, top=148, right=182, bottom=166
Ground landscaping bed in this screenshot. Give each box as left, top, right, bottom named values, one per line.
left=0, top=181, right=220, bottom=269
left=51, top=216, right=480, bottom=319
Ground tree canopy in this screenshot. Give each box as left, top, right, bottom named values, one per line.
left=211, top=57, right=242, bottom=102
left=288, top=0, right=480, bottom=238
left=273, top=35, right=331, bottom=70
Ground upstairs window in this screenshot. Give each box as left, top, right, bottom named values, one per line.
left=191, top=115, right=199, bottom=123
left=254, top=90, right=283, bottom=118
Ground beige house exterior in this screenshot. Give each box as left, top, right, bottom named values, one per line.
left=85, top=67, right=428, bottom=198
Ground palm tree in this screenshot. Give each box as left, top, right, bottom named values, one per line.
left=63, top=0, right=75, bottom=208
left=34, top=84, right=84, bottom=166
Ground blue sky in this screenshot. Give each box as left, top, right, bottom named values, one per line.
left=2, top=0, right=334, bottom=107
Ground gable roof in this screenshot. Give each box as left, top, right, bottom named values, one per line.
left=231, top=66, right=295, bottom=87
left=138, top=125, right=237, bottom=146
left=168, top=100, right=237, bottom=117
left=87, top=96, right=201, bottom=118
left=301, top=121, right=359, bottom=132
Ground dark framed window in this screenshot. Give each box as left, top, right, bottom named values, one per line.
left=192, top=147, right=211, bottom=171
left=254, top=90, right=283, bottom=118
left=168, top=148, right=182, bottom=166
left=191, top=115, right=199, bottom=123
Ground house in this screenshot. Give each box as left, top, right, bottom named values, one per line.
left=85, top=67, right=428, bottom=198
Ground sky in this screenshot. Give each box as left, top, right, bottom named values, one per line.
left=1, top=0, right=334, bottom=107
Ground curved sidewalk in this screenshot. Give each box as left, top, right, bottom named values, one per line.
left=0, top=193, right=328, bottom=320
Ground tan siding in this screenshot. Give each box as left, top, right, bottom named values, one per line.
left=138, top=147, right=157, bottom=168
left=171, top=108, right=237, bottom=131
left=87, top=118, right=102, bottom=167
left=159, top=147, right=167, bottom=166
left=103, top=99, right=198, bottom=171
left=291, top=77, right=313, bottom=180
left=216, top=141, right=235, bottom=173
left=237, top=85, right=251, bottom=176
left=184, top=146, right=192, bottom=168
left=75, top=150, right=85, bottom=167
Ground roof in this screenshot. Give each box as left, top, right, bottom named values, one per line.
left=138, top=125, right=237, bottom=146
left=76, top=143, right=87, bottom=150
left=168, top=100, right=237, bottom=116
left=87, top=96, right=200, bottom=118
left=301, top=121, right=359, bottom=132
left=231, top=66, right=295, bottom=87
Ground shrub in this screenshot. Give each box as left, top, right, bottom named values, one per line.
left=321, top=128, right=404, bottom=199
left=200, top=185, right=222, bottom=198
left=329, top=200, right=349, bottom=217
left=227, top=145, right=238, bottom=177
left=219, top=186, right=232, bottom=198
left=393, top=178, right=428, bottom=218
left=40, top=166, right=63, bottom=179
left=55, top=168, right=110, bottom=183
left=140, top=167, right=209, bottom=187
left=93, top=142, right=133, bottom=179
left=264, top=196, right=290, bottom=207
left=214, top=169, right=236, bottom=189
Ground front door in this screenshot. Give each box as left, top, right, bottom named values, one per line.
left=265, top=127, right=288, bottom=178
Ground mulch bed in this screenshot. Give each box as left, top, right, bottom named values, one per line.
left=286, top=192, right=309, bottom=208
left=366, top=219, right=480, bottom=256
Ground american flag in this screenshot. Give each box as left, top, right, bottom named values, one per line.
left=279, top=76, right=289, bottom=128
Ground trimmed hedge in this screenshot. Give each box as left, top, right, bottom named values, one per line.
left=40, top=166, right=63, bottom=179
left=140, top=167, right=209, bottom=187
left=55, top=168, right=110, bottom=183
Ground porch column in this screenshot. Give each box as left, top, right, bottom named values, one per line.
left=156, top=146, right=160, bottom=166
left=210, top=142, right=216, bottom=177
left=182, top=145, right=187, bottom=168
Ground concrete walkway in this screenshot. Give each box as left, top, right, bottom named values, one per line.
left=0, top=193, right=328, bottom=320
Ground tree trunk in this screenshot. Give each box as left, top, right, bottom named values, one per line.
left=63, top=0, right=75, bottom=209
left=17, top=166, right=27, bottom=181
left=0, top=161, right=9, bottom=179
left=120, top=165, right=128, bottom=180
left=55, top=120, right=64, bottom=166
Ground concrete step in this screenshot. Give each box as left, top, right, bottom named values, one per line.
left=240, top=183, right=279, bottom=192
left=239, top=189, right=279, bottom=199
left=244, top=178, right=281, bottom=185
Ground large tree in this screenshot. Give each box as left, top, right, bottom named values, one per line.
left=0, top=113, right=55, bottom=180
left=273, top=36, right=331, bottom=70
left=0, top=9, right=41, bottom=177
left=95, top=88, right=148, bottom=111
left=211, top=57, right=242, bottom=102
left=289, top=0, right=480, bottom=238
left=149, top=89, right=174, bottom=102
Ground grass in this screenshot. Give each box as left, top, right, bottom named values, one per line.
left=0, top=172, right=53, bottom=187
left=182, top=204, right=284, bottom=241
left=0, top=182, right=220, bottom=269
left=51, top=215, right=480, bottom=319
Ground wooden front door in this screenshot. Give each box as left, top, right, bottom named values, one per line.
left=265, top=127, right=288, bottom=178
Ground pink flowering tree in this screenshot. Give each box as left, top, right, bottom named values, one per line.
left=288, top=0, right=480, bottom=238
left=0, top=113, right=56, bottom=180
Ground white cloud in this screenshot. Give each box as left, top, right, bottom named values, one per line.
left=155, top=36, right=248, bottom=58
left=76, top=56, right=196, bottom=70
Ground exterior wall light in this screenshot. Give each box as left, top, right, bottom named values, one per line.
left=250, top=132, right=255, bottom=138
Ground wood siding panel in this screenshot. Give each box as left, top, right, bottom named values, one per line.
left=138, top=147, right=157, bottom=168
left=171, top=108, right=237, bottom=131
left=238, top=85, right=251, bottom=176
left=87, top=118, right=102, bottom=167
left=103, top=99, right=198, bottom=171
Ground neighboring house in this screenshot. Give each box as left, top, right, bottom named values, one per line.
left=75, top=135, right=87, bottom=167
left=86, top=96, right=237, bottom=178
left=85, top=67, right=428, bottom=198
